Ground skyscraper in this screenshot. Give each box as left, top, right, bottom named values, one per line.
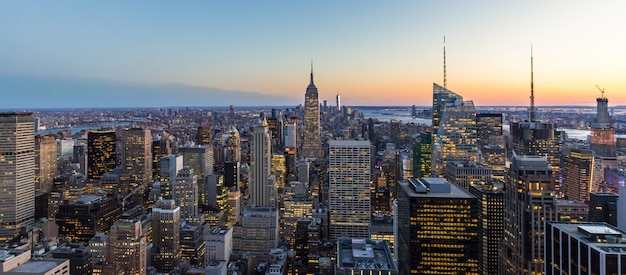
left=35, top=134, right=58, bottom=193
left=107, top=219, right=147, bottom=275
left=197, top=125, right=212, bottom=146
left=225, top=126, right=240, bottom=163
left=250, top=118, right=273, bottom=206
left=121, top=128, right=152, bottom=194
left=328, top=140, right=371, bottom=240
left=87, top=130, right=117, bottom=180
left=590, top=90, right=616, bottom=157
left=396, top=178, right=479, bottom=274
left=502, top=155, right=557, bottom=274
left=173, top=166, right=199, bottom=223
left=469, top=181, right=504, bottom=275
left=431, top=84, right=479, bottom=176
left=0, top=112, right=35, bottom=242
left=302, top=65, right=321, bottom=159
left=562, top=149, right=595, bottom=202
left=412, top=132, right=431, bottom=179
left=152, top=199, right=181, bottom=273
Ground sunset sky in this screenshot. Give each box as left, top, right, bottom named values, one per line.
left=1, top=1, right=625, bottom=108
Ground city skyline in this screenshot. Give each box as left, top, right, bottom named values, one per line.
left=1, top=1, right=626, bottom=108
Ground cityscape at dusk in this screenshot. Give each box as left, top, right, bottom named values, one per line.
left=2, top=2, right=626, bottom=275
left=1, top=1, right=626, bottom=108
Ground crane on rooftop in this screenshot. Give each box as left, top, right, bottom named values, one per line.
left=595, top=84, right=605, bottom=98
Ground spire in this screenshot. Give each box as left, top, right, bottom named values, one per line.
left=530, top=45, right=536, bottom=122
left=443, top=36, right=447, bottom=88
left=310, top=59, right=314, bottom=86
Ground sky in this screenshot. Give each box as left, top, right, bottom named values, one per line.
left=1, top=1, right=625, bottom=108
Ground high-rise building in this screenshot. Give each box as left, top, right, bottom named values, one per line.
left=443, top=160, right=491, bottom=191
left=396, top=178, right=479, bottom=274
left=87, top=130, right=117, bottom=180
left=158, top=154, right=183, bottom=199
left=562, top=149, right=595, bottom=202
left=412, top=132, right=431, bottom=179
left=590, top=91, right=616, bottom=157
left=250, top=118, right=273, bottom=206
left=107, top=219, right=147, bottom=275
left=502, top=155, right=557, bottom=274
left=180, top=222, right=206, bottom=267
left=431, top=84, right=478, bottom=177
left=205, top=226, right=232, bottom=263
left=151, top=199, right=181, bottom=273
left=556, top=199, right=589, bottom=223
left=328, top=140, right=371, bottom=240
left=179, top=144, right=214, bottom=189
left=56, top=194, right=122, bottom=243
left=545, top=222, right=626, bottom=274
left=271, top=154, right=286, bottom=190
left=121, top=128, right=152, bottom=195
left=173, top=166, right=199, bottom=223
left=151, top=132, right=172, bottom=180
left=476, top=113, right=506, bottom=179
left=589, top=192, right=618, bottom=226
left=336, top=94, right=341, bottom=112
left=284, top=119, right=297, bottom=149
left=197, top=125, right=212, bottom=146
left=232, top=205, right=279, bottom=256
left=302, top=65, right=321, bottom=159
left=0, top=112, right=35, bottom=243
left=469, top=181, right=504, bottom=275
left=225, top=126, right=240, bottom=163
left=35, top=134, right=58, bottom=193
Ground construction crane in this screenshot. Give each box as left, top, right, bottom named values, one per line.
left=595, top=84, right=605, bottom=98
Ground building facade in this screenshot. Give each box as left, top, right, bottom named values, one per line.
left=302, top=67, right=321, bottom=159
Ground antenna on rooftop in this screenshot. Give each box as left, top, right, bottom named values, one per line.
left=443, top=36, right=447, bottom=88
left=530, top=45, right=536, bottom=122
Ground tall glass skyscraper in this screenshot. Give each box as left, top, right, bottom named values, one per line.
left=0, top=112, right=35, bottom=243
left=328, top=140, right=371, bottom=240
left=302, top=66, right=321, bottom=159
left=250, top=118, right=273, bottom=207
left=431, top=83, right=478, bottom=177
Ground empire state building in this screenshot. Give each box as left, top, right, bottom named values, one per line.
left=302, top=65, right=321, bottom=159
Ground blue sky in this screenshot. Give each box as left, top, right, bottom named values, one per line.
left=1, top=1, right=625, bottom=108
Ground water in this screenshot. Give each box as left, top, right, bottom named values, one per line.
left=36, top=122, right=132, bottom=136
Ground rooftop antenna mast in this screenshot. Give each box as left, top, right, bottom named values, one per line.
left=530, top=45, right=536, bottom=122
left=443, top=36, right=447, bottom=88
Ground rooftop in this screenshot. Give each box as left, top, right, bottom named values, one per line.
left=337, top=238, right=396, bottom=271
left=8, top=259, right=68, bottom=273
left=402, top=178, right=475, bottom=199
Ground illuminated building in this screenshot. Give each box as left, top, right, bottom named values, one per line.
left=476, top=113, right=506, bottom=179
left=266, top=112, right=283, bottom=152
left=88, top=232, right=108, bottom=267
left=180, top=222, right=206, bottom=267
left=556, top=199, right=589, bottom=223
left=225, top=126, right=240, bottom=163
left=107, top=219, right=147, bottom=275
left=173, top=166, right=199, bottom=223
left=151, top=132, right=172, bottom=180
left=87, top=130, right=116, bottom=180
left=502, top=155, right=557, bottom=275
left=431, top=84, right=479, bottom=177
left=302, top=65, right=321, bottom=159
left=293, top=217, right=321, bottom=272
left=56, top=194, right=122, bottom=243
left=469, top=181, right=503, bottom=275
left=121, top=128, right=152, bottom=195
left=590, top=93, right=616, bottom=157
left=335, top=238, right=397, bottom=275
left=271, top=154, right=286, bottom=190
left=281, top=181, right=313, bottom=247
left=370, top=215, right=394, bottom=259
left=157, top=154, right=183, bottom=199
left=562, top=149, right=595, bottom=202
left=589, top=192, right=618, bottom=226
left=203, top=174, right=228, bottom=213
left=443, top=160, right=491, bottom=191
left=412, top=132, right=431, bottom=179
left=52, top=245, right=93, bottom=275
left=151, top=199, right=181, bottom=273
left=178, top=144, right=214, bottom=192
left=232, top=206, right=279, bottom=256
left=197, top=125, right=212, bottom=146
left=396, top=178, right=479, bottom=274
left=35, top=134, right=58, bottom=193
left=226, top=190, right=241, bottom=226
left=250, top=118, right=273, bottom=206
left=328, top=140, right=371, bottom=240
left=545, top=222, right=626, bottom=274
